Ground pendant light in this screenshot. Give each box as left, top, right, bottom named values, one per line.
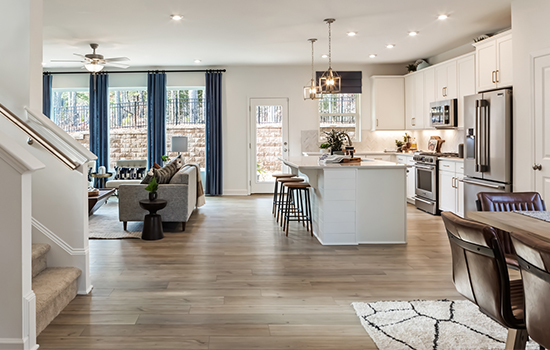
left=319, top=18, right=341, bottom=93
left=303, top=38, right=322, bottom=100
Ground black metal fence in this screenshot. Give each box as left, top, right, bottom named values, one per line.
left=256, top=105, right=282, bottom=124
left=51, top=105, right=90, bottom=133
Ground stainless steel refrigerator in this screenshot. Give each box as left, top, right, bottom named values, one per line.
left=463, top=89, right=512, bottom=217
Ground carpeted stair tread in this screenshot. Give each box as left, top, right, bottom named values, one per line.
left=33, top=267, right=81, bottom=311
left=32, top=243, right=50, bottom=278
left=34, top=267, right=81, bottom=335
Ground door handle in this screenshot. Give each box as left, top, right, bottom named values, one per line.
left=533, top=163, right=542, bottom=171
left=376, top=119, right=379, bottom=127
left=415, top=197, right=433, bottom=205
left=452, top=177, right=456, bottom=189
left=284, top=142, right=288, bottom=145
left=283, top=148, right=288, bottom=152
left=496, top=70, right=500, bottom=83
left=412, top=117, right=415, bottom=126
left=491, top=71, right=495, bottom=84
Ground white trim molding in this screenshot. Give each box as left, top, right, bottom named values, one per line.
left=22, top=292, right=36, bottom=350
left=31, top=218, right=87, bottom=256
left=222, top=189, right=249, bottom=196
left=0, top=338, right=38, bottom=350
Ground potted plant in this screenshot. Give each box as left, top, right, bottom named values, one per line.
left=161, top=155, right=170, bottom=167
left=319, top=143, right=330, bottom=153
left=145, top=177, right=159, bottom=201
left=395, top=139, right=404, bottom=152
left=323, top=129, right=349, bottom=155
left=406, top=63, right=417, bottom=73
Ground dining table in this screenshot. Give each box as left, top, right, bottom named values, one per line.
left=467, top=211, right=550, bottom=243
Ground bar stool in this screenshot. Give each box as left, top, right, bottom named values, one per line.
left=271, top=173, right=296, bottom=215
left=282, top=182, right=312, bottom=237
left=276, top=177, right=304, bottom=224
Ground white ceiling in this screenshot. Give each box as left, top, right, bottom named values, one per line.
left=43, top=0, right=512, bottom=69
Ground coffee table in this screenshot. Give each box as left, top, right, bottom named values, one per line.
left=139, top=199, right=168, bottom=240
left=88, top=188, right=116, bottom=215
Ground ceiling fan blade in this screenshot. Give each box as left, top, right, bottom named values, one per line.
left=50, top=59, right=84, bottom=63
left=73, top=53, right=87, bottom=58
left=105, top=62, right=130, bottom=69
left=104, top=57, right=130, bottom=62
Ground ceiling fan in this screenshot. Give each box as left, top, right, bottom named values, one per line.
left=51, top=43, right=130, bottom=72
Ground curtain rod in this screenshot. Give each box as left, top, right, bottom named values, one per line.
left=44, top=69, right=226, bottom=75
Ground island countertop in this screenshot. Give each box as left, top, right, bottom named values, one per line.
left=283, top=156, right=406, bottom=170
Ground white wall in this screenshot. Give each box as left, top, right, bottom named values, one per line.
left=511, top=0, right=550, bottom=191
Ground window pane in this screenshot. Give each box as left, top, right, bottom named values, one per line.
left=109, top=90, right=148, bottom=169
left=320, top=116, right=356, bottom=141
left=51, top=90, right=90, bottom=149
left=319, top=93, right=357, bottom=114
left=166, top=89, right=206, bottom=168
left=255, top=105, right=282, bottom=182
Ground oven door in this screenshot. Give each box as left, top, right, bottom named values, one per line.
left=415, top=163, right=437, bottom=200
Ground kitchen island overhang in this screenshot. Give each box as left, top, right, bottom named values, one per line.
left=282, top=157, right=407, bottom=245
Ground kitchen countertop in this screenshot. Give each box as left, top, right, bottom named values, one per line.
left=283, top=157, right=406, bottom=170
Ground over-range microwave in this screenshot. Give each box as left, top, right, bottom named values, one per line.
left=430, top=99, right=458, bottom=128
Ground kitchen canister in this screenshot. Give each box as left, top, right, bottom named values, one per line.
left=458, top=143, right=464, bottom=158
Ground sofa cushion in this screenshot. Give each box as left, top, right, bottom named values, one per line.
left=105, top=179, right=142, bottom=189
left=169, top=169, right=190, bottom=185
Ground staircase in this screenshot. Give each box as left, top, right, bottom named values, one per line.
left=32, top=243, right=81, bottom=335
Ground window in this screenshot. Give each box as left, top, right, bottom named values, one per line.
left=319, top=93, right=361, bottom=142
left=165, top=88, right=205, bottom=168
left=51, top=89, right=90, bottom=148
left=108, top=89, right=148, bottom=169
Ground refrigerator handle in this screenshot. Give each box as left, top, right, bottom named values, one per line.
left=475, top=100, right=489, bottom=173
left=475, top=100, right=481, bottom=172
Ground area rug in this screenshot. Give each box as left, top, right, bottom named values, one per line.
left=89, top=199, right=142, bottom=239
left=352, top=300, right=539, bottom=350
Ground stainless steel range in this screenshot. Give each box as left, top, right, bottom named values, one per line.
left=413, top=152, right=459, bottom=215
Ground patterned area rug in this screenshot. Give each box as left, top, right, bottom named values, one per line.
left=352, top=300, right=539, bottom=350
left=89, top=198, right=142, bottom=239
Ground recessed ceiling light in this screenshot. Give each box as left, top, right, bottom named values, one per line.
left=409, top=31, right=419, bottom=37
left=438, top=14, right=448, bottom=20
left=347, top=32, right=357, bottom=37
left=321, top=54, right=328, bottom=58
left=171, top=14, right=183, bottom=20
left=194, top=59, right=202, bottom=64
left=386, top=44, right=395, bottom=49
left=369, top=54, right=377, bottom=58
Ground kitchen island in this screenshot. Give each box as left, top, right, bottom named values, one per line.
left=282, top=157, right=407, bottom=245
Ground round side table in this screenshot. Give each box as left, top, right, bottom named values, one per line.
left=139, top=199, right=167, bottom=240
left=91, top=172, right=113, bottom=188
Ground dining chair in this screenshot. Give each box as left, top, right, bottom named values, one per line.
left=476, top=192, right=546, bottom=269
left=441, top=212, right=527, bottom=349
left=510, top=231, right=550, bottom=350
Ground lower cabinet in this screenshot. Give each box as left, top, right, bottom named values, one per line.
left=396, top=154, right=415, bottom=203
left=439, top=160, right=464, bottom=217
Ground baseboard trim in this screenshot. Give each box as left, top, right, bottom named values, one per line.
left=222, top=189, right=249, bottom=196
left=0, top=337, right=37, bottom=350
left=79, top=284, right=94, bottom=295
left=31, top=218, right=87, bottom=256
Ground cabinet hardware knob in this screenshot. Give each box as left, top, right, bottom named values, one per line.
left=533, top=163, right=542, bottom=171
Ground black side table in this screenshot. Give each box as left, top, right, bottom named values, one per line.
left=139, top=199, right=168, bottom=240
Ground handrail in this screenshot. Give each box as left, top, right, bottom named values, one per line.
left=0, top=102, right=78, bottom=170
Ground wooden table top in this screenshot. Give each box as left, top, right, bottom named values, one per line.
left=467, top=211, right=550, bottom=243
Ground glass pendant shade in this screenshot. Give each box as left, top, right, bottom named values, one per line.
left=85, top=63, right=104, bottom=73
left=304, top=38, right=322, bottom=100
left=319, top=18, right=341, bottom=93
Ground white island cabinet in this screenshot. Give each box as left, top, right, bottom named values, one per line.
left=282, top=157, right=407, bottom=245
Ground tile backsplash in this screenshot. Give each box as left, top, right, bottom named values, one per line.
left=301, top=129, right=464, bottom=154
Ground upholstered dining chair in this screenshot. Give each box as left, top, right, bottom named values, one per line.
left=441, top=212, right=528, bottom=349
left=477, top=192, right=546, bottom=268
left=511, top=231, right=550, bottom=350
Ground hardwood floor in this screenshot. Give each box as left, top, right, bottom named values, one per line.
left=37, top=195, right=462, bottom=350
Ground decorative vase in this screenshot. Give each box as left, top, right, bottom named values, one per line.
left=148, top=192, right=157, bottom=201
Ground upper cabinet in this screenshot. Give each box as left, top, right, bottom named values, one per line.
left=371, top=76, right=405, bottom=130
left=435, top=61, right=457, bottom=100
left=405, top=72, right=424, bottom=129
left=474, top=30, right=512, bottom=92
left=456, top=53, right=476, bottom=128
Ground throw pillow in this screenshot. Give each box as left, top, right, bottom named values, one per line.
left=153, top=156, right=182, bottom=184
left=140, top=168, right=155, bottom=184
left=115, top=167, right=147, bottom=180
left=153, top=163, right=162, bottom=169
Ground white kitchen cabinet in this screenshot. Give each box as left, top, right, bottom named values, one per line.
left=423, top=67, right=436, bottom=129
left=475, top=31, right=512, bottom=92
left=405, top=72, right=424, bottom=129
left=369, top=155, right=393, bottom=162
left=396, top=154, right=415, bottom=203
left=435, top=61, right=457, bottom=100
left=371, top=76, right=405, bottom=130
left=439, top=160, right=465, bottom=216
left=457, top=53, right=476, bottom=128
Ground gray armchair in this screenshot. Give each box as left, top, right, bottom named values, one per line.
left=118, top=165, right=197, bottom=231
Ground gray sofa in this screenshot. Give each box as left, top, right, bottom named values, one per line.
left=118, top=165, right=197, bottom=231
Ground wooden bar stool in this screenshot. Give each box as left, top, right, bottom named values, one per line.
left=271, top=173, right=296, bottom=215
left=276, top=177, right=304, bottom=224
left=282, top=182, right=312, bottom=236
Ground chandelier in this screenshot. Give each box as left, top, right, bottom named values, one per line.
left=303, top=39, right=322, bottom=100
left=319, top=18, right=341, bottom=93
